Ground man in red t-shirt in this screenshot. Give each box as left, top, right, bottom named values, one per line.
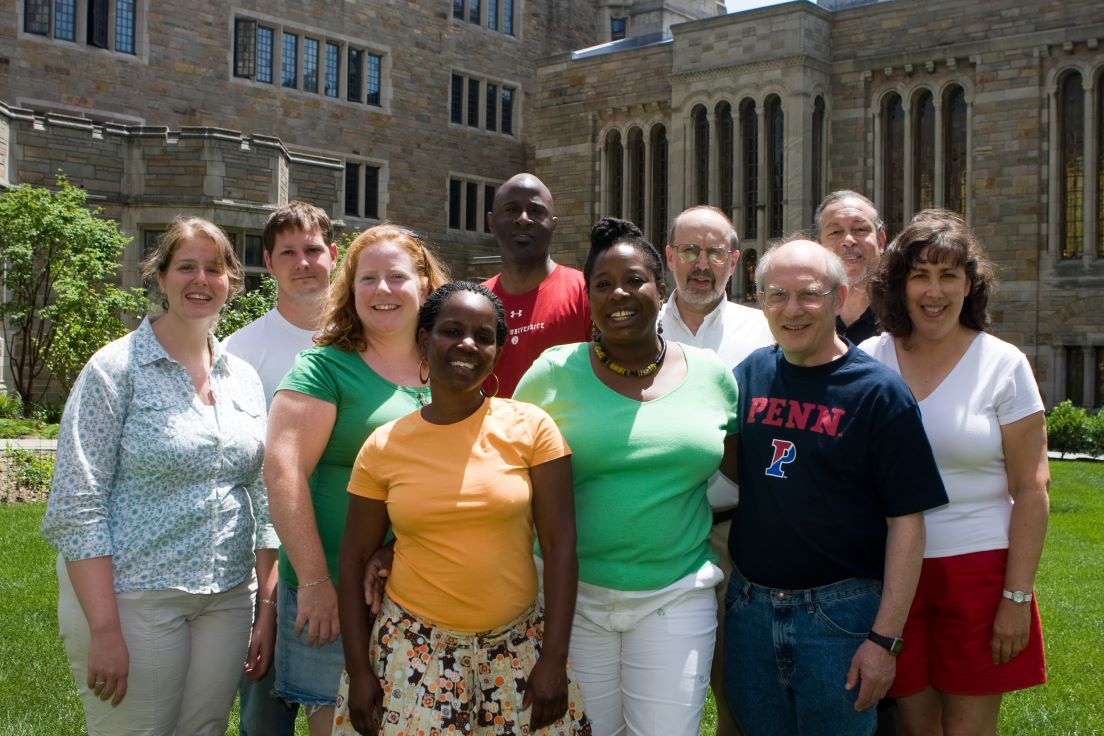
left=483, top=173, right=591, bottom=397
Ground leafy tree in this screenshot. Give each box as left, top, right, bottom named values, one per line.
left=1086, top=409, right=1104, bottom=459
left=0, top=176, right=144, bottom=416
left=214, top=275, right=278, bottom=340
left=1045, top=400, right=1089, bottom=458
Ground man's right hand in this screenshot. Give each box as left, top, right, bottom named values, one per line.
left=294, top=579, right=340, bottom=646
left=363, top=542, right=395, bottom=615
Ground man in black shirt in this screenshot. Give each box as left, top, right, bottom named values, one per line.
left=815, top=191, right=886, bottom=344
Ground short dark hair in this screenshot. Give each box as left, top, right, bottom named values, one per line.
left=583, top=217, right=664, bottom=289
left=417, top=281, right=508, bottom=347
left=870, top=209, right=996, bottom=337
left=262, top=201, right=333, bottom=253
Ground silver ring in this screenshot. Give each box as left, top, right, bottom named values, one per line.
left=94, top=680, right=106, bottom=686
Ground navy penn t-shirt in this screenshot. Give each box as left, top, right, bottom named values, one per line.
left=729, top=344, right=947, bottom=590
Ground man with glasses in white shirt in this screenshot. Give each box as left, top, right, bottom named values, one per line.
left=660, top=205, right=773, bottom=736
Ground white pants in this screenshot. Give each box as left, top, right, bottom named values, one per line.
left=540, top=558, right=722, bottom=736
left=57, top=555, right=253, bottom=736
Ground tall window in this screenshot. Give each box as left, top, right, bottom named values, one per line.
left=455, top=0, right=514, bottom=35
left=1059, top=72, right=1085, bottom=259
left=718, top=102, right=734, bottom=217
left=365, top=53, right=381, bottom=106
left=347, top=47, right=362, bottom=102
left=811, top=96, right=825, bottom=223
left=742, top=249, right=758, bottom=301
left=467, top=78, right=480, bottom=127
left=466, top=181, right=479, bottom=230
left=1099, top=71, right=1104, bottom=253
left=469, top=0, right=480, bottom=24
left=651, top=125, right=669, bottom=243
left=606, top=130, right=624, bottom=218
left=55, top=0, right=76, bottom=39
left=882, top=93, right=905, bottom=239
left=740, top=99, right=758, bottom=240
left=765, top=95, right=784, bottom=238
left=486, top=83, right=498, bottom=132
left=913, top=90, right=935, bottom=212
left=501, top=87, right=514, bottom=136
left=255, top=26, right=273, bottom=83
left=627, top=128, right=645, bottom=227
left=504, top=0, right=514, bottom=35
left=281, top=32, right=298, bottom=88
left=453, top=0, right=464, bottom=20
left=113, top=0, right=134, bottom=53
left=324, top=42, right=340, bottom=97
left=944, top=86, right=967, bottom=215
left=693, top=105, right=709, bottom=206
left=1066, top=346, right=1085, bottom=406
left=451, top=74, right=464, bottom=124
left=24, top=0, right=51, bottom=34
left=303, top=38, right=319, bottom=94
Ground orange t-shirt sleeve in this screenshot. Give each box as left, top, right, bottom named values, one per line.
left=347, top=428, right=389, bottom=500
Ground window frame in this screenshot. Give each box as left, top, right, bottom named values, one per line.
left=449, top=70, right=520, bottom=137
left=447, top=174, right=500, bottom=234
left=19, top=0, right=146, bottom=58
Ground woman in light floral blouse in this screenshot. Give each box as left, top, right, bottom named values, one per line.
left=41, top=217, right=278, bottom=736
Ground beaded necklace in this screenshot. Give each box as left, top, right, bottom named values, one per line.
left=592, top=335, right=667, bottom=378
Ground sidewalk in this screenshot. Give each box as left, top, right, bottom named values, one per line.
left=2, top=438, right=58, bottom=451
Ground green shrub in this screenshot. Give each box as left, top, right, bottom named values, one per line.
left=1086, top=410, right=1104, bottom=458
left=1, top=447, right=54, bottom=501
left=0, top=393, right=23, bottom=419
left=1046, top=400, right=1089, bottom=457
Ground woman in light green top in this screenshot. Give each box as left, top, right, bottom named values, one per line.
left=263, top=224, right=449, bottom=735
left=514, top=217, right=739, bottom=736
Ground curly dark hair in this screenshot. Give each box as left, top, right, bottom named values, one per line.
left=416, top=281, right=508, bottom=347
left=583, top=217, right=664, bottom=289
left=870, top=209, right=996, bottom=338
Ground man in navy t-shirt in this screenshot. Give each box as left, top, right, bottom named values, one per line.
left=723, top=239, right=947, bottom=736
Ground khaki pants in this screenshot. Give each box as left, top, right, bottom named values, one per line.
left=57, top=554, right=253, bottom=736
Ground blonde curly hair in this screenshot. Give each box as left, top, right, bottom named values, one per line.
left=316, top=225, right=450, bottom=352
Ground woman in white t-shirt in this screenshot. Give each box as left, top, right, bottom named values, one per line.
left=860, top=210, right=1048, bottom=735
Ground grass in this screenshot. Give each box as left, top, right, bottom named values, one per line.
left=3, top=462, right=1102, bottom=735
left=0, top=418, right=59, bottom=439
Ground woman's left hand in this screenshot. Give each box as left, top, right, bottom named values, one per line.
left=244, top=599, right=277, bottom=679
left=991, top=597, right=1032, bottom=664
left=522, top=655, right=569, bottom=730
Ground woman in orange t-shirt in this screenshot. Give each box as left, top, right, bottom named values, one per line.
left=333, top=282, right=591, bottom=736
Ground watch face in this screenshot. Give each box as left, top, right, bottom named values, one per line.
left=890, top=639, right=904, bottom=655
left=1013, top=591, right=1026, bottom=603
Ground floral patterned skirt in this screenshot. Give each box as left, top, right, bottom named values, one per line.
left=333, top=596, right=591, bottom=735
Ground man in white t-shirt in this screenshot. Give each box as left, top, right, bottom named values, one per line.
left=659, top=205, right=773, bottom=736
left=224, top=201, right=338, bottom=405
left=224, top=201, right=338, bottom=736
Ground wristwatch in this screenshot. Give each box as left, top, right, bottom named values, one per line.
left=1002, top=589, right=1033, bottom=603
left=867, top=630, right=904, bottom=655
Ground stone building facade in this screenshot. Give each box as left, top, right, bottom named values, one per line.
left=1, top=0, right=1103, bottom=406
left=534, top=0, right=1104, bottom=408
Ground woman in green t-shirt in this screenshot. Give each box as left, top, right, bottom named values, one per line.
left=514, top=218, right=740, bottom=736
left=263, top=224, right=449, bottom=735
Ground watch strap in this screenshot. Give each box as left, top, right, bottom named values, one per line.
left=867, top=630, right=904, bottom=655
left=1002, top=589, right=1033, bottom=603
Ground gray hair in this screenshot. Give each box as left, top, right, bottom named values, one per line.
left=755, top=239, right=848, bottom=295
left=667, top=205, right=739, bottom=251
left=813, top=190, right=885, bottom=238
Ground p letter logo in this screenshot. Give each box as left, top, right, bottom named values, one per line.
left=764, top=439, right=797, bottom=478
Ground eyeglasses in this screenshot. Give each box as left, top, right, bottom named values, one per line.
left=757, top=287, right=835, bottom=309
left=674, top=243, right=731, bottom=265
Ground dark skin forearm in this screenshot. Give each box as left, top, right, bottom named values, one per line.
left=528, top=456, right=578, bottom=729
left=338, top=496, right=389, bottom=677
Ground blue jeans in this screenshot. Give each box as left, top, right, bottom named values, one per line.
left=273, top=580, right=345, bottom=707
left=723, top=566, right=880, bottom=736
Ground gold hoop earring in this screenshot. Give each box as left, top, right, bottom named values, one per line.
left=418, top=358, right=430, bottom=385
left=483, top=372, right=500, bottom=399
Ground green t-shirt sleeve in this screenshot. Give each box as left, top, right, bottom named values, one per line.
left=513, top=351, right=556, bottom=408
left=276, top=347, right=340, bottom=405
left=721, top=363, right=740, bottom=435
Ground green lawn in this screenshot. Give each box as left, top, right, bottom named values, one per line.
left=3, top=462, right=1101, bottom=735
